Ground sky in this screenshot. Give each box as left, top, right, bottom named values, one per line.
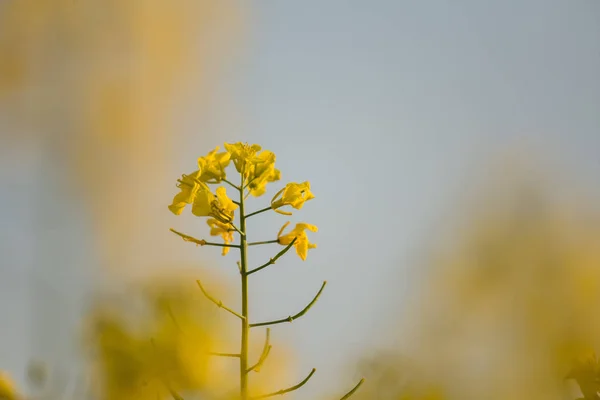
left=1, top=1, right=600, bottom=398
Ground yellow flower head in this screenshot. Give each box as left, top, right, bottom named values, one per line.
left=197, top=146, right=231, bottom=183
left=168, top=171, right=202, bottom=215
left=207, top=218, right=234, bottom=256
left=277, top=221, right=318, bottom=261
left=247, top=150, right=281, bottom=197
left=224, top=142, right=262, bottom=178
left=192, top=185, right=238, bottom=224
left=271, top=182, right=315, bottom=215
left=0, top=371, right=18, bottom=400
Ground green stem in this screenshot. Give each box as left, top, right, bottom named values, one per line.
left=223, top=178, right=241, bottom=190
left=196, top=280, right=245, bottom=320
left=250, top=281, right=327, bottom=328
left=230, top=223, right=246, bottom=237
left=209, top=352, right=241, bottom=358
left=248, top=240, right=279, bottom=246
left=247, top=328, right=271, bottom=373
left=239, top=173, right=250, bottom=400
left=245, top=206, right=273, bottom=219
left=204, top=242, right=240, bottom=248
left=247, top=238, right=297, bottom=276
left=339, top=379, right=365, bottom=400
left=250, top=368, right=316, bottom=399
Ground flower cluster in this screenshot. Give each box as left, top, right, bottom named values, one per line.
left=167, top=142, right=364, bottom=400
left=168, top=142, right=317, bottom=259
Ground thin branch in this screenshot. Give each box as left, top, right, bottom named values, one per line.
left=247, top=238, right=297, bottom=276
left=222, top=178, right=241, bottom=191
left=247, top=328, right=271, bottom=373
left=243, top=176, right=258, bottom=190
left=248, top=240, right=279, bottom=246
left=203, top=241, right=240, bottom=248
left=250, top=281, right=327, bottom=328
left=250, top=368, right=316, bottom=399
left=245, top=206, right=273, bottom=219
left=230, top=223, right=245, bottom=237
left=196, top=280, right=245, bottom=320
left=169, top=228, right=205, bottom=246
left=339, top=379, right=365, bottom=400
left=170, top=228, right=240, bottom=248
left=209, top=352, right=241, bottom=358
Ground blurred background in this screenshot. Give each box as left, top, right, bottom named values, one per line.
left=1, top=1, right=600, bottom=399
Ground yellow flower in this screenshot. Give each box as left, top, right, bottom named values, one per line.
left=277, top=222, right=318, bottom=261
left=168, top=171, right=202, bottom=215
left=247, top=150, right=281, bottom=197
left=207, top=218, right=234, bottom=255
left=271, top=181, right=315, bottom=215
left=192, top=186, right=238, bottom=224
left=0, top=371, right=18, bottom=400
left=197, top=146, right=231, bottom=183
left=224, top=142, right=262, bottom=177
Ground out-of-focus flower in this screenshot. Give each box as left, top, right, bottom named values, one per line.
left=356, top=168, right=600, bottom=400
left=0, top=371, right=19, bottom=400
left=271, top=182, right=314, bottom=215
left=277, top=222, right=318, bottom=261
left=85, top=271, right=233, bottom=400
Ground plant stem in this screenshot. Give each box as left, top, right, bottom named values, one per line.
left=245, top=206, right=272, bottom=219
left=239, top=173, right=250, bottom=400
left=248, top=240, right=279, bottom=246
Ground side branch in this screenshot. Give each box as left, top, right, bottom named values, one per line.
left=248, top=240, right=279, bottom=246
left=209, top=352, right=241, bottom=358
left=247, top=238, right=297, bottom=275
left=339, top=379, right=365, bottom=400
left=170, top=228, right=205, bottom=246
left=222, top=178, right=241, bottom=191
left=250, top=368, right=316, bottom=399
left=245, top=206, right=272, bottom=219
left=196, top=280, right=245, bottom=320
left=247, top=328, right=271, bottom=373
left=250, top=281, right=327, bottom=328
left=170, top=228, right=240, bottom=248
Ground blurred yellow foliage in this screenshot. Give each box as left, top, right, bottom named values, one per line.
left=0, top=0, right=242, bottom=272
left=84, top=269, right=234, bottom=400
left=81, top=267, right=295, bottom=400
left=0, top=371, right=18, bottom=400
left=356, top=168, right=600, bottom=400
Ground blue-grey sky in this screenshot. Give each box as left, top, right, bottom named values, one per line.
left=220, top=1, right=600, bottom=397
left=2, top=1, right=600, bottom=398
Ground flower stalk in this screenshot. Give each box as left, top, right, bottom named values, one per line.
left=168, top=142, right=363, bottom=400
left=239, top=170, right=250, bottom=400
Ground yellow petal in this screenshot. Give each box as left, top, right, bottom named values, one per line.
left=197, top=146, right=231, bottom=182
left=215, top=187, right=238, bottom=214
left=191, top=183, right=215, bottom=217
left=168, top=171, right=201, bottom=215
